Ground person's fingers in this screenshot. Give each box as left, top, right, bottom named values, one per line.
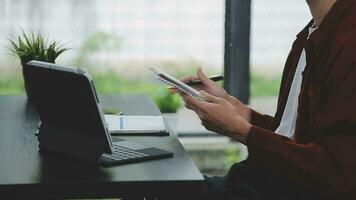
left=185, top=103, right=193, bottom=110
left=197, top=67, right=213, bottom=86
left=172, top=88, right=185, bottom=96
left=195, top=110, right=206, bottom=120
left=201, top=119, right=213, bottom=129
left=183, top=95, right=208, bottom=116
left=185, top=93, right=215, bottom=112
left=183, top=95, right=199, bottom=107
left=181, top=76, right=198, bottom=84
left=177, top=90, right=188, bottom=97
left=199, top=91, right=221, bottom=103
left=201, top=119, right=211, bottom=131
left=201, top=119, right=220, bottom=133
left=183, top=100, right=205, bottom=120
left=169, top=87, right=177, bottom=94
left=183, top=93, right=223, bottom=125
left=182, top=95, right=198, bottom=110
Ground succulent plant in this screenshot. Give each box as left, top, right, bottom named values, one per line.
left=9, top=31, right=68, bottom=65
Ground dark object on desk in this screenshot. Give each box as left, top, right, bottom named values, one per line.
left=25, top=60, right=172, bottom=166
left=110, top=130, right=169, bottom=136
left=34, top=128, right=169, bottom=137
left=0, top=95, right=207, bottom=199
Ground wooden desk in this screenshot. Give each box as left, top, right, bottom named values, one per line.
left=0, top=95, right=208, bottom=199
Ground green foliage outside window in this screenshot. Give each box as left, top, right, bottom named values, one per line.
left=1, top=31, right=281, bottom=113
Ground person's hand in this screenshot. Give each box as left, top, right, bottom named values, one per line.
left=183, top=91, right=251, bottom=144
left=175, top=67, right=251, bottom=122
left=224, top=95, right=251, bottom=122
left=178, top=67, right=228, bottom=98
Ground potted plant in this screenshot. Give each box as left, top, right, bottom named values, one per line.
left=153, top=87, right=182, bottom=113
left=8, top=31, right=68, bottom=100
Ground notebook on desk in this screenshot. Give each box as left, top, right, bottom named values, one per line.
left=105, top=115, right=169, bottom=136
left=25, top=60, right=173, bottom=166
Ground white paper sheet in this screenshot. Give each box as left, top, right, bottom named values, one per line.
left=104, top=115, right=166, bottom=134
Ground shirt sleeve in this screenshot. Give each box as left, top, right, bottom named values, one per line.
left=246, top=65, right=356, bottom=197
left=249, top=109, right=274, bottom=131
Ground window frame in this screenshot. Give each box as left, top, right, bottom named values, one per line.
left=224, top=0, right=251, bottom=104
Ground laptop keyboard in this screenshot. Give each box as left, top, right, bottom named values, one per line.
left=102, top=143, right=149, bottom=161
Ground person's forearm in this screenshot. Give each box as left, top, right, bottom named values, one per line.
left=225, top=94, right=275, bottom=130
left=225, top=95, right=251, bottom=122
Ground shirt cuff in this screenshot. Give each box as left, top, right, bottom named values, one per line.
left=249, top=109, right=274, bottom=130
left=246, top=125, right=290, bottom=167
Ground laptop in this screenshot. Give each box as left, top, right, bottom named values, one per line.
left=25, top=60, right=173, bottom=166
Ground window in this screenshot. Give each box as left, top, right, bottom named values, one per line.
left=0, top=0, right=312, bottom=175
left=0, top=0, right=224, bottom=115
left=250, top=0, right=311, bottom=116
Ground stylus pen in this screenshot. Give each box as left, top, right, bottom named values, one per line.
left=168, top=75, right=224, bottom=89
left=187, top=75, right=224, bottom=86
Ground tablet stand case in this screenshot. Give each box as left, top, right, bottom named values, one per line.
left=37, top=122, right=106, bottom=163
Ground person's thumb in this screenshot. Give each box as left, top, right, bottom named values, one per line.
left=200, top=91, right=221, bottom=103
left=197, top=67, right=212, bottom=85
